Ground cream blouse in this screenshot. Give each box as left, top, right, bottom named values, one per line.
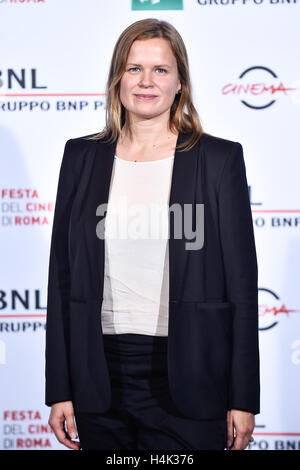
left=100, top=154, right=175, bottom=337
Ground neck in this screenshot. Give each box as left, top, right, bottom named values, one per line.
left=120, top=112, right=177, bottom=147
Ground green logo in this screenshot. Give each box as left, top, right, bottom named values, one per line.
left=132, top=0, right=183, bottom=11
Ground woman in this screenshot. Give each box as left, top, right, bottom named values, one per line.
left=46, top=18, right=260, bottom=451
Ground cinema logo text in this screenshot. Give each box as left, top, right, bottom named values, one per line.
left=1, top=188, right=53, bottom=226
left=0, top=0, right=45, bottom=4
left=3, top=410, right=53, bottom=451
left=222, top=66, right=298, bottom=109
left=259, top=287, right=300, bottom=331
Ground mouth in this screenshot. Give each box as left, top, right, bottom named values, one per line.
left=134, top=94, right=158, bottom=101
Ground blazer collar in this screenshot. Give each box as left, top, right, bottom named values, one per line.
left=92, top=131, right=205, bottom=301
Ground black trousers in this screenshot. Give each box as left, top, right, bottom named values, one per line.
left=75, top=333, right=227, bottom=450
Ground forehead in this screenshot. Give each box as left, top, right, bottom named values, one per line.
left=127, top=37, right=176, bottom=64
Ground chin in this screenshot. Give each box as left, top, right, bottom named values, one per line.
left=129, top=106, right=171, bottom=121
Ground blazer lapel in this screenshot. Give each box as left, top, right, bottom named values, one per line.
left=91, top=132, right=203, bottom=303
left=168, top=132, right=203, bottom=301
left=91, top=138, right=117, bottom=299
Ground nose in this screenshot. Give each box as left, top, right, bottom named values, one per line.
left=138, top=70, right=153, bottom=88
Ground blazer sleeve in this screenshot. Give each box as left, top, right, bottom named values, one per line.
left=218, top=142, right=260, bottom=415
left=45, top=139, right=76, bottom=407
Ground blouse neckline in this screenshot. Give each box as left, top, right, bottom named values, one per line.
left=114, top=155, right=174, bottom=164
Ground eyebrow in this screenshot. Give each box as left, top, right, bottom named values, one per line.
left=127, top=63, right=171, bottom=68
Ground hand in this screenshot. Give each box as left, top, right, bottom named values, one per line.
left=227, top=409, right=254, bottom=450
left=48, top=401, right=80, bottom=450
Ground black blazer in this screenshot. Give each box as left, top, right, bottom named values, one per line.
left=45, top=131, right=260, bottom=419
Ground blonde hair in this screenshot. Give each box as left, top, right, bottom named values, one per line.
left=88, top=18, right=203, bottom=151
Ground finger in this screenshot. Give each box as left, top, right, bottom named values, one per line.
left=231, top=429, right=252, bottom=450
left=226, top=412, right=234, bottom=449
left=51, top=417, right=80, bottom=450
left=65, top=413, right=78, bottom=440
left=245, top=431, right=254, bottom=449
left=62, top=421, right=81, bottom=450
left=230, top=434, right=245, bottom=450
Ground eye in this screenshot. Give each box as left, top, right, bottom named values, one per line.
left=128, top=67, right=140, bottom=72
left=156, top=68, right=167, bottom=74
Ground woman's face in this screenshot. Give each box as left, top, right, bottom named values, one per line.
left=119, top=37, right=181, bottom=122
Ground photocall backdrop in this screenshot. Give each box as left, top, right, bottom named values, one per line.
left=0, top=0, right=299, bottom=451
